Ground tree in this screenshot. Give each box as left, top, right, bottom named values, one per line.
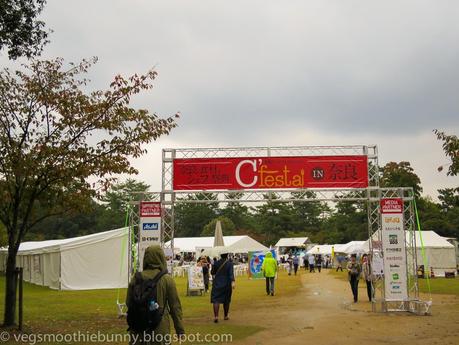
left=290, top=191, right=326, bottom=233
left=437, top=188, right=459, bottom=210
left=254, top=194, right=295, bottom=246
left=322, top=198, right=367, bottom=244
left=98, top=178, right=150, bottom=229
left=434, top=130, right=459, bottom=176
left=0, top=0, right=49, bottom=59
left=0, top=58, right=178, bottom=326
left=201, top=216, right=236, bottom=236
left=220, top=192, right=253, bottom=230
left=380, top=161, right=423, bottom=197
left=174, top=193, right=218, bottom=237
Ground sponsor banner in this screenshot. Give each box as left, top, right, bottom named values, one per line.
left=140, top=202, right=161, bottom=217
left=381, top=198, right=408, bottom=301
left=139, top=202, right=162, bottom=271
left=380, top=198, right=404, bottom=214
left=173, top=155, right=368, bottom=190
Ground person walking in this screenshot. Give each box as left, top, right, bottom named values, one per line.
left=210, top=252, right=235, bottom=323
left=200, top=256, right=210, bottom=293
left=303, top=255, right=308, bottom=270
left=287, top=255, right=293, bottom=275
left=347, top=254, right=362, bottom=303
left=325, top=255, right=330, bottom=269
left=308, top=254, right=315, bottom=273
left=361, top=254, right=373, bottom=302
left=262, top=251, right=278, bottom=296
left=336, top=255, right=344, bottom=272
left=293, top=255, right=299, bottom=276
left=315, top=254, right=323, bottom=273
left=126, top=245, right=185, bottom=345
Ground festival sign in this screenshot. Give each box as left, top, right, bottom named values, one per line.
left=380, top=198, right=408, bottom=301
left=139, top=202, right=162, bottom=271
left=173, top=155, right=368, bottom=190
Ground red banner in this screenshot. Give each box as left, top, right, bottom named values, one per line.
left=173, top=155, right=368, bottom=190
left=380, top=198, right=404, bottom=214
left=140, top=202, right=162, bottom=217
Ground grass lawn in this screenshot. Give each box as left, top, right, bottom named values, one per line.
left=329, top=268, right=459, bottom=295
left=0, top=270, right=302, bottom=344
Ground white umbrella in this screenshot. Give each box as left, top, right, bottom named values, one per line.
left=200, top=246, right=228, bottom=258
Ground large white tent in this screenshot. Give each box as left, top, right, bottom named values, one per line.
left=413, top=231, right=456, bottom=276
left=0, top=228, right=128, bottom=290
left=166, top=235, right=268, bottom=255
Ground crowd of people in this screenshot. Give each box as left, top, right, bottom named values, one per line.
left=126, top=246, right=374, bottom=344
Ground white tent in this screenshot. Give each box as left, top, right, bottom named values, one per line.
left=364, top=230, right=456, bottom=276
left=275, top=237, right=309, bottom=248
left=414, top=231, right=456, bottom=276
left=0, top=228, right=128, bottom=290
left=166, top=235, right=268, bottom=255
left=339, top=241, right=366, bottom=254
left=307, top=244, right=335, bottom=255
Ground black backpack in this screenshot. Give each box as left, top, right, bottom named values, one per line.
left=127, top=269, right=168, bottom=333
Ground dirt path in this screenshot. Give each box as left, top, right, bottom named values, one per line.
left=229, top=270, right=459, bottom=345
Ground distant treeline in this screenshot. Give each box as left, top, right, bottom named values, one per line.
left=7, top=162, right=458, bottom=247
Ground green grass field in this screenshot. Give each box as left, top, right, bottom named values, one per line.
left=329, top=269, right=459, bottom=295
left=0, top=270, right=303, bottom=344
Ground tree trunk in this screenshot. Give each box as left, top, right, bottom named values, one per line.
left=3, top=250, right=17, bottom=327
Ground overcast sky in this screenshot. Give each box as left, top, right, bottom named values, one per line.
left=2, top=0, right=458, bottom=198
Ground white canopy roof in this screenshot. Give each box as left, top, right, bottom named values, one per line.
left=275, top=237, right=309, bottom=247
left=415, top=231, right=455, bottom=248
left=307, top=244, right=335, bottom=255
left=339, top=241, right=367, bottom=254
left=0, top=228, right=128, bottom=255
left=166, top=235, right=268, bottom=254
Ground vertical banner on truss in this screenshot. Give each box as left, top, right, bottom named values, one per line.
left=381, top=198, right=408, bottom=301
left=139, top=202, right=162, bottom=271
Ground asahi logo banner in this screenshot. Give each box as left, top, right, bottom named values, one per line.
left=139, top=202, right=162, bottom=271
left=381, top=198, right=408, bottom=301
left=173, top=155, right=368, bottom=190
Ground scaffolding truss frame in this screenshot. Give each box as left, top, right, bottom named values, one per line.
left=125, top=145, right=430, bottom=315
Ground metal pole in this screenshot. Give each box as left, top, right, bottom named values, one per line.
left=16, top=267, right=24, bottom=331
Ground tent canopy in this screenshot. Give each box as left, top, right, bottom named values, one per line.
left=275, top=237, right=309, bottom=247
left=166, top=235, right=268, bottom=254
left=1, top=228, right=128, bottom=255
left=339, top=241, right=366, bottom=254
left=307, top=244, right=335, bottom=255
left=413, top=231, right=455, bottom=248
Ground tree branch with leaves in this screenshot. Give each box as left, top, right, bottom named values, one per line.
left=0, top=57, right=178, bottom=326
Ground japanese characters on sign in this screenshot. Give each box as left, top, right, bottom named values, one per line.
left=381, top=198, right=408, bottom=301
left=139, top=202, right=162, bottom=271
left=173, top=155, right=368, bottom=190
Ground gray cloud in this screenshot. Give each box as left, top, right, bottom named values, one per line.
left=2, top=0, right=458, bottom=197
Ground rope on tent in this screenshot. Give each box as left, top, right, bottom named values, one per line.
left=413, top=198, right=432, bottom=300
left=116, top=205, right=131, bottom=317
